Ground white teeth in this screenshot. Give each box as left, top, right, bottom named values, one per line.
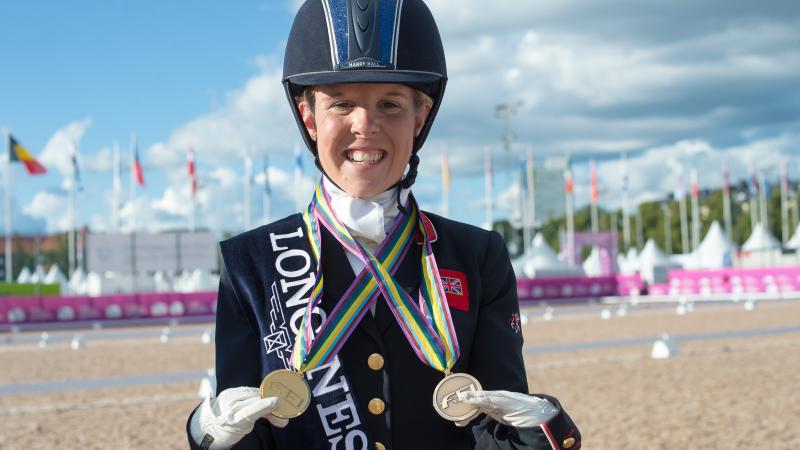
left=348, top=151, right=383, bottom=163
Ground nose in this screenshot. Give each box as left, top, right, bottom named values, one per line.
left=350, top=106, right=380, bottom=137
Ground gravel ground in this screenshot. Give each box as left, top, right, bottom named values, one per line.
left=0, top=299, right=798, bottom=449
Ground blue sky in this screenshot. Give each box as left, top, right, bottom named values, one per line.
left=2, top=0, right=799, bottom=236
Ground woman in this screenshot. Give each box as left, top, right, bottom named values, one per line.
left=187, top=1, right=581, bottom=449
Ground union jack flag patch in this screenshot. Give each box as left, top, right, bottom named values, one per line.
left=441, top=277, right=463, bottom=295
left=439, top=269, right=469, bottom=311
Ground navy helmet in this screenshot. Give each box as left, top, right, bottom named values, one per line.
left=283, top=0, right=447, bottom=187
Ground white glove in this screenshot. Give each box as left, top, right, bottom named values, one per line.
left=190, top=387, right=288, bottom=450
left=455, top=390, right=559, bottom=429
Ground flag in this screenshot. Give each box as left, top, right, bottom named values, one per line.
left=518, top=157, right=527, bottom=193
left=187, top=147, right=197, bottom=196
left=8, top=135, right=46, bottom=175
left=133, top=144, right=145, bottom=186
left=263, top=156, right=271, bottom=195
left=442, top=149, right=451, bottom=193
left=590, top=159, right=599, bottom=204
left=691, top=169, right=699, bottom=199
left=563, top=153, right=573, bottom=194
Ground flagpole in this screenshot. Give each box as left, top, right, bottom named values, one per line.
left=68, top=141, right=77, bottom=277
left=748, top=160, right=759, bottom=229
left=518, top=156, right=527, bottom=250
left=690, top=169, right=700, bottom=251
left=610, top=210, right=618, bottom=248
left=781, top=159, right=789, bottom=244
left=636, top=207, right=644, bottom=250
left=621, top=152, right=631, bottom=250
left=4, top=130, right=11, bottom=282
left=528, top=149, right=536, bottom=240
left=525, top=148, right=535, bottom=252
left=189, top=191, right=196, bottom=232
left=441, top=145, right=449, bottom=216
left=112, top=141, right=121, bottom=232
left=723, top=160, right=733, bottom=240
left=188, top=147, right=196, bottom=232
left=679, top=190, right=689, bottom=254
left=566, top=183, right=575, bottom=264
left=484, top=147, right=494, bottom=231
left=590, top=160, right=599, bottom=234
left=244, top=151, right=252, bottom=231
left=759, top=170, right=768, bottom=228
left=565, top=154, right=575, bottom=265
left=263, top=157, right=271, bottom=226
left=789, top=185, right=800, bottom=230
left=662, top=202, right=672, bottom=255
left=129, top=132, right=137, bottom=232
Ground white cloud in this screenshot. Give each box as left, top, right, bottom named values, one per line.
left=38, top=118, right=93, bottom=176
left=144, top=66, right=297, bottom=173
left=40, top=1, right=793, bottom=235
left=24, top=191, right=70, bottom=232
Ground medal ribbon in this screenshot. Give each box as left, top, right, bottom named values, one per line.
left=291, top=181, right=460, bottom=374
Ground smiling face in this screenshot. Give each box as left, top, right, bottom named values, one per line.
left=299, top=83, right=431, bottom=198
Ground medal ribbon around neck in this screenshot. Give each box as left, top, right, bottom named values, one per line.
left=291, top=181, right=460, bottom=374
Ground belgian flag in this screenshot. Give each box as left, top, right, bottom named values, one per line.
left=8, top=134, right=47, bottom=175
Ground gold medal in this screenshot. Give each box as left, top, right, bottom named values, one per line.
left=259, top=369, right=311, bottom=419
left=432, top=372, right=482, bottom=422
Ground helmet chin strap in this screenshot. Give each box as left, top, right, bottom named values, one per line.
left=396, top=153, right=420, bottom=215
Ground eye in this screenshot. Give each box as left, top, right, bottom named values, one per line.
left=379, top=100, right=401, bottom=111
left=330, top=101, right=354, bottom=111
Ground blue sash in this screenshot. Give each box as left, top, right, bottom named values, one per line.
left=257, top=214, right=371, bottom=450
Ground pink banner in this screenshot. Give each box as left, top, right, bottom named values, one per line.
left=516, top=274, right=642, bottom=302
left=648, top=266, right=800, bottom=296
left=0, top=292, right=217, bottom=325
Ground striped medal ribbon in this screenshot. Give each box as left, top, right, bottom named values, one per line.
left=290, top=181, right=460, bottom=375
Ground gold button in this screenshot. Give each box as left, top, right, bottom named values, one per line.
left=367, top=353, right=384, bottom=371
left=368, top=398, right=385, bottom=415
left=563, top=437, right=575, bottom=448
left=375, top=443, right=386, bottom=450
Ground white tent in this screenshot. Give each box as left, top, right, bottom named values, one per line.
left=28, top=265, right=47, bottom=284
left=582, top=246, right=618, bottom=277
left=17, top=267, right=32, bottom=283
left=44, top=265, right=67, bottom=283
left=639, top=239, right=672, bottom=268
left=617, top=248, right=640, bottom=275
left=688, top=221, right=737, bottom=269
left=44, top=265, right=69, bottom=293
left=638, top=239, right=681, bottom=283
left=742, top=223, right=781, bottom=252
left=154, top=271, right=172, bottom=292
left=86, top=271, right=157, bottom=296
left=174, top=270, right=193, bottom=292
left=190, top=269, right=217, bottom=291
left=787, top=223, right=800, bottom=250
left=513, top=234, right=585, bottom=279
left=69, top=268, right=87, bottom=294
left=85, top=272, right=103, bottom=297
